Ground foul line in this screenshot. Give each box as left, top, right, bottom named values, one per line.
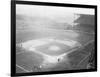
left=76, top=52, right=91, bottom=67
left=16, top=64, right=31, bottom=72
left=16, top=51, right=27, bottom=55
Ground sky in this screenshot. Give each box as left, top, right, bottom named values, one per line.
left=16, top=4, right=95, bottom=25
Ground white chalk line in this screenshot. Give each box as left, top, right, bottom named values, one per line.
left=75, top=40, right=94, bottom=67
left=16, top=64, right=32, bottom=72
left=76, top=52, right=91, bottom=67
left=16, top=51, right=27, bottom=55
